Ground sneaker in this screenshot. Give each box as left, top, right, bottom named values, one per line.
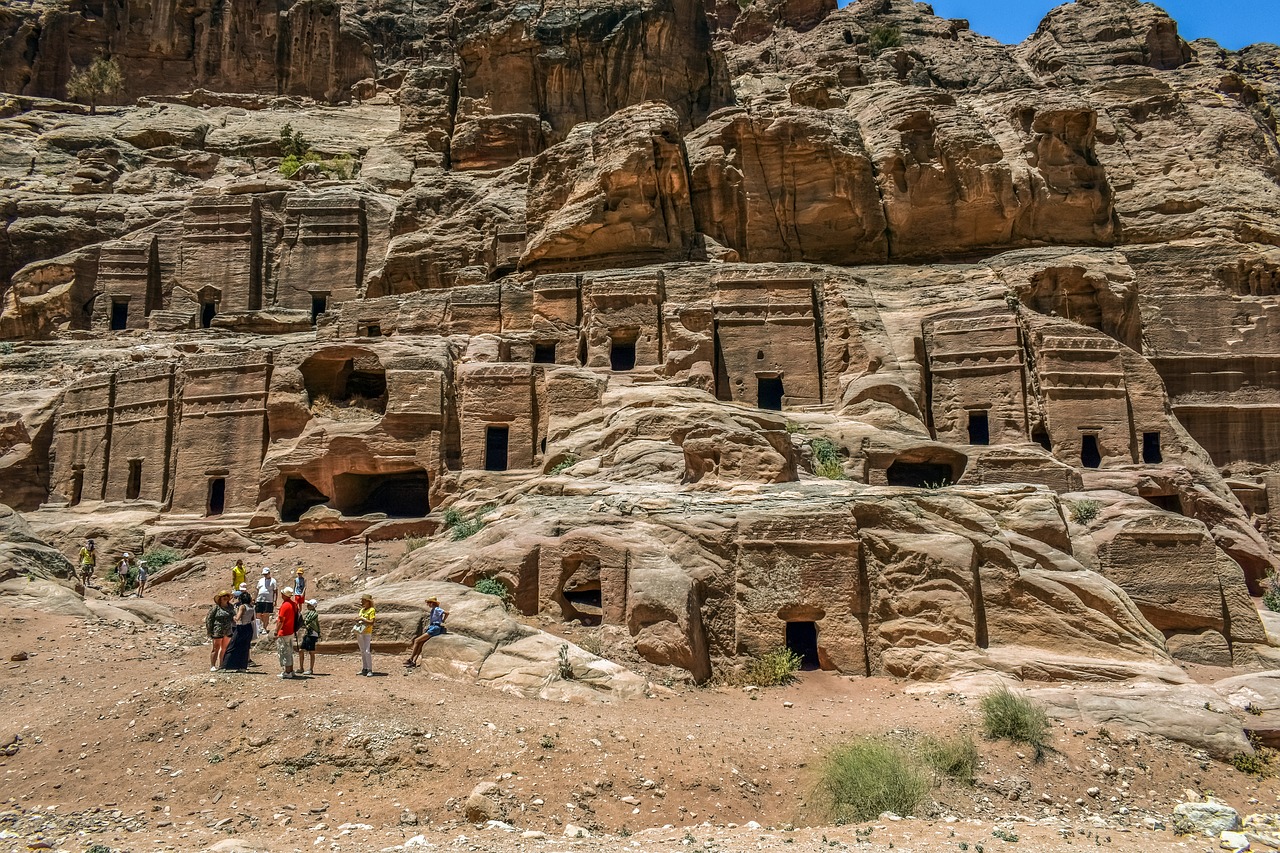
left=277, top=672, right=286, bottom=679
left=363, top=670, right=374, bottom=677
left=210, top=666, right=217, bottom=672
left=304, top=670, right=313, bottom=675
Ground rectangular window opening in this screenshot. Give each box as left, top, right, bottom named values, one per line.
left=533, top=342, right=557, bottom=364
left=110, top=299, right=129, bottom=331
left=1142, top=431, right=1163, bottom=464
left=310, top=295, right=328, bottom=326
left=609, top=333, right=637, bottom=372
left=126, top=459, right=142, bottom=500
left=207, top=478, right=226, bottom=517
left=967, top=410, right=990, bottom=445
left=366, top=324, right=381, bottom=338
left=757, top=375, right=784, bottom=411
left=1081, top=434, right=1102, bottom=469
left=485, top=425, right=510, bottom=472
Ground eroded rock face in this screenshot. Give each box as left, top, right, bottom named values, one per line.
left=1, top=0, right=1279, bottom=685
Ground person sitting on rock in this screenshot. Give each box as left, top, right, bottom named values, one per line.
left=404, top=596, right=448, bottom=668
left=78, top=539, right=97, bottom=586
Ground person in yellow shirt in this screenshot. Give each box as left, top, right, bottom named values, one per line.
left=356, top=594, right=376, bottom=676
left=231, top=558, right=247, bottom=590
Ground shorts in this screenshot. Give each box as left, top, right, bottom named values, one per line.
left=300, top=634, right=318, bottom=651
left=255, top=601, right=273, bottom=615
left=276, top=636, right=294, bottom=669
left=426, top=624, right=445, bottom=638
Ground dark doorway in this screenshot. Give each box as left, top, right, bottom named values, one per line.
left=563, top=585, right=602, bottom=626
left=785, top=621, right=820, bottom=670
left=610, top=333, right=637, bottom=371
left=1032, top=427, right=1052, bottom=452
left=207, top=478, right=226, bottom=516
left=1144, top=493, right=1182, bottom=514
left=1081, top=434, right=1102, bottom=468
left=70, top=469, right=84, bottom=506
left=310, top=295, right=328, bottom=325
left=366, top=324, right=381, bottom=338
left=887, top=461, right=953, bottom=488
left=332, top=471, right=430, bottom=517
left=200, top=301, right=216, bottom=329
left=281, top=476, right=330, bottom=522
left=1142, top=432, right=1163, bottom=464
left=126, top=459, right=142, bottom=500
left=533, top=342, right=557, bottom=364
left=110, top=299, right=129, bottom=331
left=967, top=411, right=990, bottom=445
left=758, top=376, right=784, bottom=411
left=485, top=425, right=509, bottom=472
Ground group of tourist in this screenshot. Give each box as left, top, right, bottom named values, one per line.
left=75, top=538, right=148, bottom=597
left=204, top=558, right=449, bottom=679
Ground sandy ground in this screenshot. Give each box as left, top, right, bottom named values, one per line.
left=1, top=544, right=1277, bottom=852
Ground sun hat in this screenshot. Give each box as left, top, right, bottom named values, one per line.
left=261, top=567, right=271, bottom=575
left=306, top=598, right=318, bottom=606
left=214, top=590, right=229, bottom=601
left=296, top=567, right=305, bottom=574
left=426, top=596, right=439, bottom=604
left=237, top=583, right=248, bottom=591
left=360, top=594, right=374, bottom=602
left=281, top=587, right=294, bottom=597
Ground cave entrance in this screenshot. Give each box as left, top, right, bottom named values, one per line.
left=1081, top=434, right=1102, bottom=468
left=1142, top=432, right=1163, bottom=464
left=301, top=351, right=388, bottom=415
left=967, top=410, right=990, bottom=445
left=485, top=425, right=509, bottom=472
left=282, top=476, right=329, bottom=522
left=785, top=621, right=820, bottom=670
left=69, top=469, right=84, bottom=507
left=610, top=329, right=638, bottom=372
left=207, top=478, right=226, bottom=517
left=110, top=298, right=129, bottom=331
left=1032, top=426, right=1052, bottom=452
left=126, top=459, right=142, bottom=500
left=310, top=294, right=328, bottom=326
left=757, top=375, right=784, bottom=411
left=1143, top=493, right=1183, bottom=514
left=200, top=300, right=217, bottom=329
left=332, top=471, right=430, bottom=517
left=887, top=461, right=953, bottom=488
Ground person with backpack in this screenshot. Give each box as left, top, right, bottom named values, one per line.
left=255, top=568, right=278, bottom=636
left=297, top=599, right=321, bottom=675
left=205, top=591, right=235, bottom=671
left=276, top=588, right=299, bottom=679
left=77, top=539, right=97, bottom=586
left=404, top=596, right=448, bottom=668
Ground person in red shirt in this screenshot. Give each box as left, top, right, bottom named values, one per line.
left=276, top=588, right=299, bottom=679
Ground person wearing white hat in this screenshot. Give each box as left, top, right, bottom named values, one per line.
left=297, top=598, right=321, bottom=675
left=115, top=552, right=136, bottom=597
left=255, top=567, right=278, bottom=636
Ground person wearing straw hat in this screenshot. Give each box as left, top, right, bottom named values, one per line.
left=404, top=596, right=448, bottom=668
left=355, top=594, right=376, bottom=676
left=205, top=590, right=235, bottom=671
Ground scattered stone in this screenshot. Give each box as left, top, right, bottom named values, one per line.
left=1174, top=801, right=1242, bottom=837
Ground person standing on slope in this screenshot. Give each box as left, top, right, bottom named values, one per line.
left=276, top=588, right=299, bottom=679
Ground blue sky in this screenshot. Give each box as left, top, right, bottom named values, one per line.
left=836, top=0, right=1279, bottom=50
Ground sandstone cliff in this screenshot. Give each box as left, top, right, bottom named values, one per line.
left=1, top=0, right=1279, bottom=682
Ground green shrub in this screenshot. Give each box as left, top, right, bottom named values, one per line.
left=1265, top=572, right=1280, bottom=613
left=810, top=437, right=846, bottom=480
left=473, top=576, right=513, bottom=607
left=557, top=643, right=575, bottom=680
left=743, top=647, right=803, bottom=687
left=1070, top=499, right=1101, bottom=525
left=442, top=505, right=492, bottom=541
left=142, top=546, right=184, bottom=571
left=819, top=737, right=931, bottom=823
left=919, top=734, right=979, bottom=785
left=549, top=454, right=577, bottom=475
left=0, top=342, right=14, bottom=355
left=980, top=686, right=1050, bottom=760
left=868, top=24, right=903, bottom=55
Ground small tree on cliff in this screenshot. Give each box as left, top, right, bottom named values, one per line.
left=65, top=56, right=124, bottom=115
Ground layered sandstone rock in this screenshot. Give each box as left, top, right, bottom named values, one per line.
left=1, top=0, right=1279, bottom=685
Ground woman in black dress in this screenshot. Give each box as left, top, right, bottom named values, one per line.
left=222, top=586, right=255, bottom=671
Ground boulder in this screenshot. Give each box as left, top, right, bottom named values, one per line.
left=1173, top=800, right=1242, bottom=837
